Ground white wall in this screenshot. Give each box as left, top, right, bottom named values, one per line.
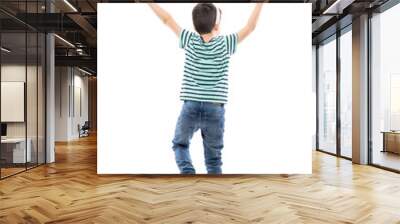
left=1, top=64, right=46, bottom=163
left=1, top=65, right=40, bottom=138
left=55, top=67, right=89, bottom=141
left=71, top=72, right=89, bottom=138
left=55, top=66, right=69, bottom=141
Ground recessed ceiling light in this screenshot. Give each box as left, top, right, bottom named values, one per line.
left=1, top=47, right=11, bottom=53
left=54, top=34, right=75, bottom=48
left=323, top=0, right=355, bottom=14
left=63, top=0, right=78, bottom=12
left=78, top=67, right=93, bottom=76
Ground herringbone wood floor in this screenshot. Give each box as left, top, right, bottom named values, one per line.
left=1, top=134, right=400, bottom=224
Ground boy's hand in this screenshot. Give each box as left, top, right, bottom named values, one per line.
left=238, top=3, right=264, bottom=43
left=148, top=3, right=181, bottom=37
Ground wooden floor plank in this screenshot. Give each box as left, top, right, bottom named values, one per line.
left=1, top=134, right=400, bottom=223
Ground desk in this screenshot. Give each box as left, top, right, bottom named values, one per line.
left=1, top=138, right=31, bottom=163
left=381, top=131, right=400, bottom=154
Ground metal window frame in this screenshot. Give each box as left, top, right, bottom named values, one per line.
left=315, top=22, right=353, bottom=162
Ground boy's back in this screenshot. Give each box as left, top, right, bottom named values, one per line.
left=148, top=3, right=263, bottom=174
left=179, top=29, right=238, bottom=104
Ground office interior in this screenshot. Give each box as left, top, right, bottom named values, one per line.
left=0, top=0, right=97, bottom=179
left=314, top=0, right=400, bottom=172
left=0, top=0, right=400, bottom=222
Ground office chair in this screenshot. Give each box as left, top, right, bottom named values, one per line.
left=79, top=121, right=90, bottom=138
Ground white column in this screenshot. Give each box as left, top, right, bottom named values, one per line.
left=46, top=1, right=55, bottom=163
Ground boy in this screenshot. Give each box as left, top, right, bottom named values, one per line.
left=148, top=3, right=263, bottom=174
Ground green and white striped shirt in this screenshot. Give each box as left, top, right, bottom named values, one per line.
left=179, top=29, right=238, bottom=104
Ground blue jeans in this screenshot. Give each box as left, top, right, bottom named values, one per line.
left=172, top=100, right=225, bottom=174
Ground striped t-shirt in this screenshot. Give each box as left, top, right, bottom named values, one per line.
left=179, top=29, right=238, bottom=104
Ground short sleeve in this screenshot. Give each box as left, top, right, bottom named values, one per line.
left=179, top=29, right=194, bottom=49
left=225, top=33, right=238, bottom=55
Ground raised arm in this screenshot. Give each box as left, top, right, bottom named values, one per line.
left=238, top=3, right=264, bottom=43
left=148, top=3, right=181, bottom=37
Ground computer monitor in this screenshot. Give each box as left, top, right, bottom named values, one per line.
left=1, top=123, right=7, bottom=137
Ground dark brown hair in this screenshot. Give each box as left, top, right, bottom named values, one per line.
left=192, top=3, right=217, bottom=34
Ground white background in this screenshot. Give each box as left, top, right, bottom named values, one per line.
left=98, top=3, right=312, bottom=174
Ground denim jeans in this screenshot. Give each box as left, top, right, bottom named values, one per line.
left=172, top=100, right=225, bottom=174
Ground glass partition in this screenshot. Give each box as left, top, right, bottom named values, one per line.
left=339, top=28, right=352, bottom=158
left=0, top=1, right=46, bottom=179
left=27, top=31, right=38, bottom=169
left=371, top=3, right=400, bottom=171
left=38, top=32, right=45, bottom=165
left=317, top=36, right=337, bottom=154
left=0, top=31, right=28, bottom=177
left=27, top=0, right=37, bottom=170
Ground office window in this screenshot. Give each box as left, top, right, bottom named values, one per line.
left=318, top=36, right=337, bottom=154
left=340, top=28, right=352, bottom=158
left=371, top=3, right=400, bottom=171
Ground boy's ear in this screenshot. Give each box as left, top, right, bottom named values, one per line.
left=213, top=24, right=220, bottom=32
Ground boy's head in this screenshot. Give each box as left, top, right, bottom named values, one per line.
left=192, top=3, right=221, bottom=35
